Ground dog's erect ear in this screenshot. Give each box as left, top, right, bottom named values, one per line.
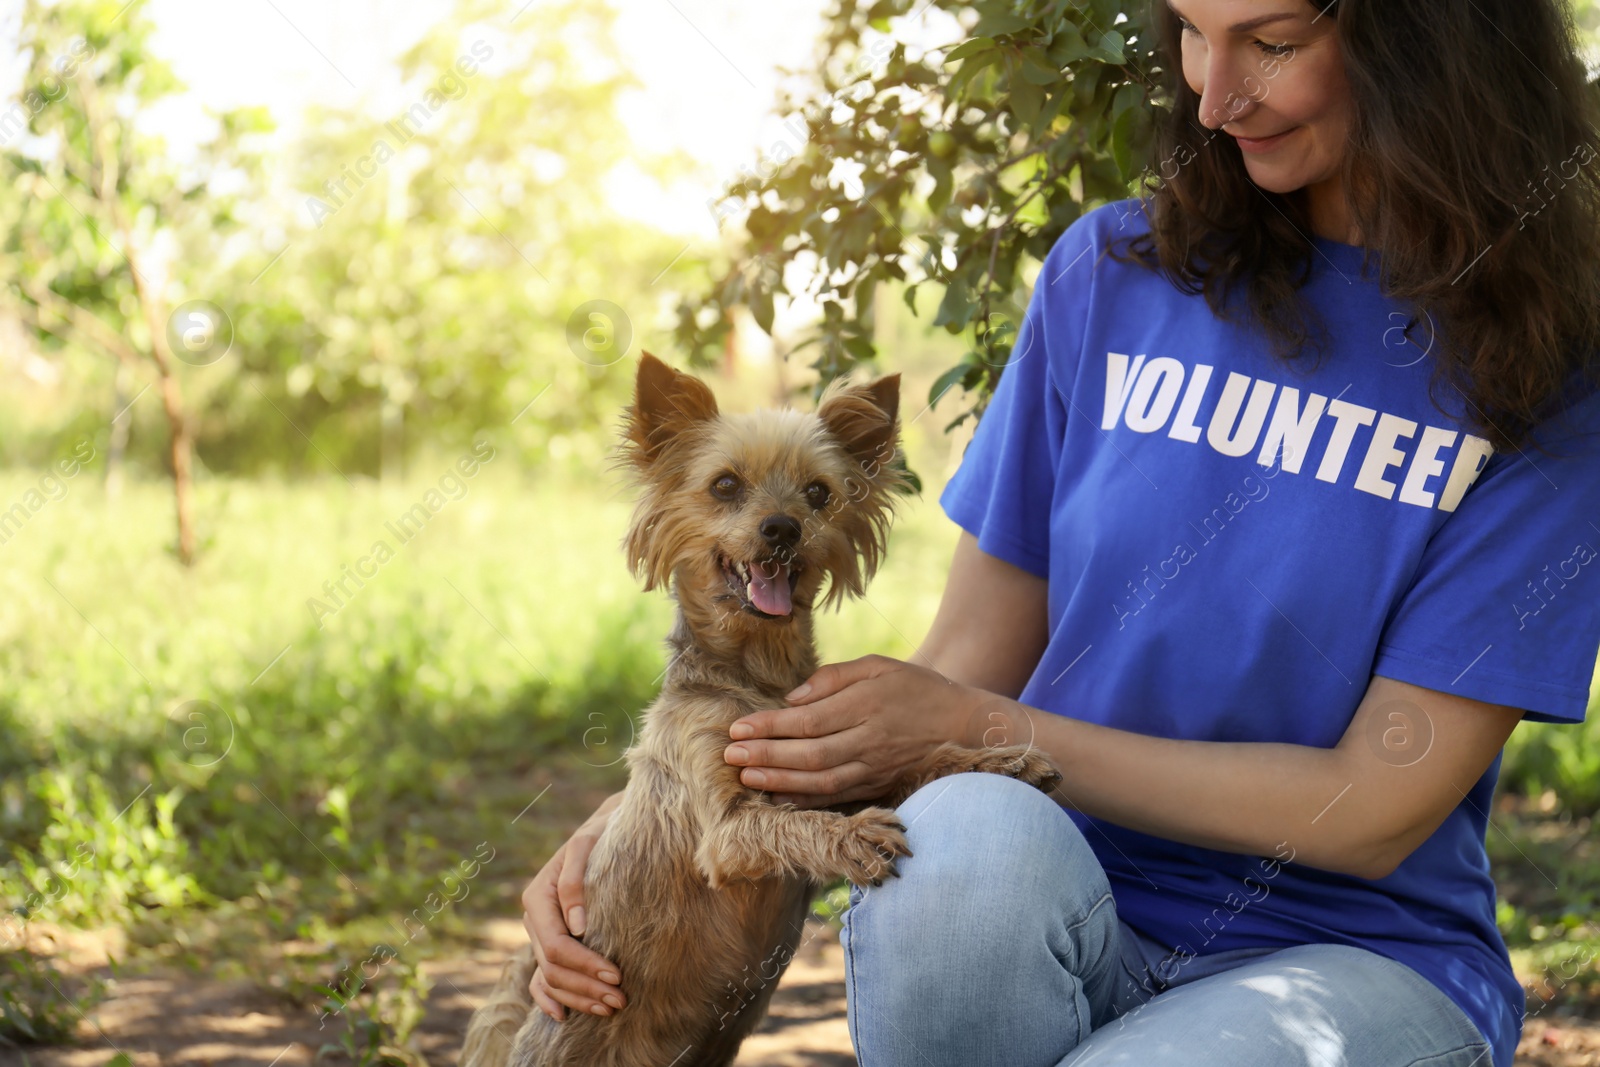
left=622, top=351, right=719, bottom=468
left=818, top=372, right=900, bottom=469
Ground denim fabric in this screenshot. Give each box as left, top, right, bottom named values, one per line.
left=840, top=773, right=1494, bottom=1067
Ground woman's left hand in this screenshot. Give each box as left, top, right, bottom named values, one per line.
left=722, top=654, right=988, bottom=808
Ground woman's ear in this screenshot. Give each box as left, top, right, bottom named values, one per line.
left=818, top=372, right=901, bottom=471
left=620, top=351, right=720, bottom=470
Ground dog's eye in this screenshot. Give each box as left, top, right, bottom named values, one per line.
left=710, top=473, right=741, bottom=500
left=804, top=482, right=831, bottom=510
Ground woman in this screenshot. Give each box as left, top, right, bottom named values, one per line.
left=520, top=0, right=1600, bottom=1064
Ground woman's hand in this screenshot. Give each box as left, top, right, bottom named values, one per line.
left=522, top=789, right=626, bottom=1020
left=722, top=654, right=993, bottom=807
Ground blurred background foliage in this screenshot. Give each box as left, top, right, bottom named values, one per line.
left=2, top=0, right=696, bottom=494
left=0, top=0, right=1597, bottom=1054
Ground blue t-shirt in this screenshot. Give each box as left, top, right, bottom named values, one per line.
left=939, top=196, right=1600, bottom=1067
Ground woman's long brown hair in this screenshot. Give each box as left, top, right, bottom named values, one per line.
left=1115, top=0, right=1600, bottom=456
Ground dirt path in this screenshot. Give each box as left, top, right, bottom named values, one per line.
left=0, top=918, right=851, bottom=1067
left=421, top=919, right=855, bottom=1067
left=3, top=918, right=1597, bottom=1066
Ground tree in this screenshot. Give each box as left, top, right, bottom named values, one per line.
left=206, top=0, right=695, bottom=479
left=672, top=0, right=1600, bottom=437
left=0, top=0, right=268, bottom=564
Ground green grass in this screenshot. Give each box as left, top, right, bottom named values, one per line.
left=1490, top=793, right=1600, bottom=1020
left=0, top=462, right=965, bottom=930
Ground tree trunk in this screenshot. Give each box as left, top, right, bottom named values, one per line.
left=124, top=245, right=197, bottom=566
left=105, top=359, right=132, bottom=502
left=157, top=369, right=197, bottom=565
left=381, top=396, right=403, bottom=484
left=723, top=307, right=739, bottom=378
left=375, top=325, right=403, bottom=483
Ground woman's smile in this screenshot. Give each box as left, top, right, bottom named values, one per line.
left=1230, top=126, right=1300, bottom=153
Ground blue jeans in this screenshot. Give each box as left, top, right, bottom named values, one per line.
left=839, top=773, right=1494, bottom=1067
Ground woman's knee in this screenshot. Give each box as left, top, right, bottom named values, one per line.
left=840, top=772, right=1120, bottom=1064
left=848, top=771, right=1111, bottom=954
left=897, top=771, right=1102, bottom=885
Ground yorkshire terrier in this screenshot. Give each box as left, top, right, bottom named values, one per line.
left=461, top=352, right=1062, bottom=1067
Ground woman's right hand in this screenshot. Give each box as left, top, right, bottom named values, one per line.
left=522, top=789, right=626, bottom=1020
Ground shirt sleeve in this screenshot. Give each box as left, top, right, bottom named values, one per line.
left=1372, top=384, right=1600, bottom=724
left=937, top=208, right=1101, bottom=578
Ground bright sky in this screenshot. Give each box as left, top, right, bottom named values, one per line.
left=0, top=0, right=957, bottom=242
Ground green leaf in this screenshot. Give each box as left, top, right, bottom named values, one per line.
left=1073, top=60, right=1105, bottom=108
left=927, top=156, right=954, bottom=215
left=1015, top=189, right=1049, bottom=228
left=947, top=49, right=1000, bottom=99
left=972, top=12, right=1035, bottom=36
left=933, top=278, right=977, bottom=330
left=928, top=360, right=973, bottom=407
left=896, top=461, right=924, bottom=496
left=1111, top=82, right=1145, bottom=123
left=1020, top=45, right=1061, bottom=86
left=750, top=280, right=775, bottom=334
left=1081, top=153, right=1132, bottom=201
left=843, top=335, right=876, bottom=362
left=1089, top=29, right=1126, bottom=65
left=1038, top=82, right=1073, bottom=133
left=856, top=266, right=880, bottom=320
left=943, top=408, right=978, bottom=435
left=1009, top=76, right=1044, bottom=127
left=1046, top=24, right=1091, bottom=66
left=1110, top=105, right=1138, bottom=182
left=944, top=36, right=996, bottom=63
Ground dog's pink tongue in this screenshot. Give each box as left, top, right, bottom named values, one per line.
left=749, top=562, right=792, bottom=616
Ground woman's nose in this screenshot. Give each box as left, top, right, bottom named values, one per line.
left=1196, top=53, right=1261, bottom=131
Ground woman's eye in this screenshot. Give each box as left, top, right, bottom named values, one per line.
left=804, top=482, right=831, bottom=510
left=710, top=474, right=741, bottom=500
left=1176, top=17, right=1293, bottom=58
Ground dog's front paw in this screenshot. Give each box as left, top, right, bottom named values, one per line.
left=838, top=808, right=912, bottom=887
left=972, top=746, right=1063, bottom=794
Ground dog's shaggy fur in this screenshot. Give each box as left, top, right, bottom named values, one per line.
left=460, top=353, right=1061, bottom=1067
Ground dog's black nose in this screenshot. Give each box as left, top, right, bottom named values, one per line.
left=759, top=515, right=802, bottom=549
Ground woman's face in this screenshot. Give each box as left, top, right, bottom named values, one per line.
left=1170, top=0, right=1352, bottom=199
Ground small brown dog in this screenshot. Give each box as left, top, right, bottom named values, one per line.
left=461, top=352, right=1061, bottom=1067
